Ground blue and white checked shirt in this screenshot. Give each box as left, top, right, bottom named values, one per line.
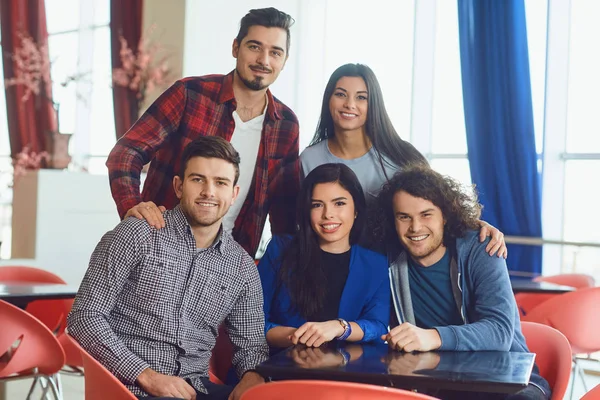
left=67, top=205, right=268, bottom=396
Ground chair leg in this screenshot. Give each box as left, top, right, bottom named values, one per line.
left=576, top=359, right=589, bottom=392
left=46, top=376, right=62, bottom=400
left=53, top=374, right=62, bottom=399
left=569, top=359, right=577, bottom=400
left=25, top=377, right=39, bottom=400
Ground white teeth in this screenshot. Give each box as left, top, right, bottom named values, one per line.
left=322, top=224, right=340, bottom=230
left=341, top=113, right=356, bottom=117
left=409, top=235, right=428, bottom=241
left=198, top=202, right=217, bottom=207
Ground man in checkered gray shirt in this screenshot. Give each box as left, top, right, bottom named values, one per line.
left=68, top=136, right=268, bottom=400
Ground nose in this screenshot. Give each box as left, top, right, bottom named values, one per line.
left=322, top=205, right=334, bottom=220
left=200, top=182, right=215, bottom=198
left=343, top=96, right=356, bottom=110
left=256, top=49, right=269, bottom=67
left=409, top=218, right=421, bottom=233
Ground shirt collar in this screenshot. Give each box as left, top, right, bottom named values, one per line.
left=218, top=70, right=282, bottom=121
left=170, top=205, right=229, bottom=255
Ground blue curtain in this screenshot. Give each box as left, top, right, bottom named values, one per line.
left=457, top=0, right=542, bottom=276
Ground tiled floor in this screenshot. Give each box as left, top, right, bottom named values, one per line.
left=2, top=361, right=600, bottom=399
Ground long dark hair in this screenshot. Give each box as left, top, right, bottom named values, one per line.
left=277, top=163, right=367, bottom=319
left=311, top=63, right=428, bottom=179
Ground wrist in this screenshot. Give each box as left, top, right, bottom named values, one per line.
left=336, top=318, right=352, bottom=340
left=136, top=368, right=154, bottom=388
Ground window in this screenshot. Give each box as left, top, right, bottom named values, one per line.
left=46, top=0, right=114, bottom=174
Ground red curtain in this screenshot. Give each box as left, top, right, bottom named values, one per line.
left=0, top=0, right=57, bottom=156
left=110, top=0, right=143, bottom=139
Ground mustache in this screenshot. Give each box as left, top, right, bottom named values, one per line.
left=250, top=65, right=272, bottom=73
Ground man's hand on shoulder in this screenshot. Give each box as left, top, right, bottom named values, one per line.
left=125, top=201, right=166, bottom=229
left=136, top=368, right=196, bottom=399
left=381, top=322, right=442, bottom=352
left=228, top=371, right=264, bottom=400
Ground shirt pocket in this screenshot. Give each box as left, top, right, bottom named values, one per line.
left=196, top=273, right=234, bottom=330
left=135, top=255, right=177, bottom=304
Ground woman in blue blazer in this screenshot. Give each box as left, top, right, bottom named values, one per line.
left=258, top=163, right=390, bottom=351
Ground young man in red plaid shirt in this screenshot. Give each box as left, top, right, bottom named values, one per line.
left=107, top=8, right=299, bottom=257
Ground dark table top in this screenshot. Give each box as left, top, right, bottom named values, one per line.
left=510, top=279, right=575, bottom=294
left=0, top=283, right=78, bottom=308
left=256, top=343, right=535, bottom=395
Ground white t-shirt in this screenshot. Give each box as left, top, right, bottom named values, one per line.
left=222, top=102, right=266, bottom=233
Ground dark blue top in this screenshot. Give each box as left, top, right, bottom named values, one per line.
left=257, top=235, right=391, bottom=346
left=407, top=249, right=463, bottom=329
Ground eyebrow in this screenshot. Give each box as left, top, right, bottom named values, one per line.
left=245, top=39, right=285, bottom=54
left=334, top=87, right=368, bottom=95
left=396, top=208, right=435, bottom=216
left=188, top=173, right=231, bottom=182
left=311, top=197, right=348, bottom=202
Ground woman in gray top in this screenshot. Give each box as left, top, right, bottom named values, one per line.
left=300, top=63, right=506, bottom=257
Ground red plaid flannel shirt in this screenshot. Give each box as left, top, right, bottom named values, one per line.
left=106, top=71, right=300, bottom=256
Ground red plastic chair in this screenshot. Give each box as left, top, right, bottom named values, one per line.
left=582, top=384, right=600, bottom=400
left=0, top=299, right=65, bottom=399
left=0, top=265, right=83, bottom=394
left=64, top=334, right=137, bottom=400
left=0, top=266, right=72, bottom=333
left=523, top=287, right=600, bottom=398
left=515, top=273, right=595, bottom=317
left=520, top=322, right=572, bottom=400
left=240, top=380, right=438, bottom=399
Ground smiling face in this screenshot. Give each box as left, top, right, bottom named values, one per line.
left=309, top=182, right=356, bottom=253
left=328, top=76, right=369, bottom=136
left=393, top=190, right=447, bottom=267
left=173, top=156, right=240, bottom=229
left=232, top=25, right=288, bottom=91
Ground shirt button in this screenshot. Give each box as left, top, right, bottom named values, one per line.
left=178, top=340, right=183, bottom=346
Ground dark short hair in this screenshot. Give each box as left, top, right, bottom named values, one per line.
left=376, top=165, right=482, bottom=250
left=179, top=136, right=241, bottom=185
left=235, top=7, right=295, bottom=55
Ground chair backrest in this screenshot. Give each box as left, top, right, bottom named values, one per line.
left=0, top=300, right=65, bottom=377
left=581, top=384, right=600, bottom=400
left=239, top=380, right=438, bottom=400
left=523, top=287, right=600, bottom=354
left=520, top=321, right=572, bottom=400
left=0, top=266, right=72, bottom=334
left=535, top=273, right=595, bottom=289
left=64, top=335, right=137, bottom=400
left=515, top=273, right=595, bottom=317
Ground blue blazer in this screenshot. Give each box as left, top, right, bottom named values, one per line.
left=258, top=235, right=390, bottom=344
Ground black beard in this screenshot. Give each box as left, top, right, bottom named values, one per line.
left=236, top=67, right=268, bottom=91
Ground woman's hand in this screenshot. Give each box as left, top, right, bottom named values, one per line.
left=478, top=220, right=508, bottom=258
left=290, top=320, right=344, bottom=347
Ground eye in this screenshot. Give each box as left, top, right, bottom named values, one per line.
left=248, top=44, right=259, bottom=50
left=333, top=92, right=346, bottom=98
left=335, top=201, right=347, bottom=207
left=398, top=215, right=410, bottom=221
left=311, top=203, right=322, bottom=209
left=422, top=213, right=432, bottom=218
left=358, top=95, right=368, bottom=101
left=217, top=181, right=228, bottom=186
left=271, top=50, right=282, bottom=57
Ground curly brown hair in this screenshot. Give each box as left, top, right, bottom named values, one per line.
left=374, top=164, right=482, bottom=253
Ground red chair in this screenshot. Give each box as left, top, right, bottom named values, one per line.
left=515, top=273, right=595, bottom=317
left=0, top=266, right=72, bottom=333
left=582, top=384, right=600, bottom=400
left=0, top=265, right=83, bottom=395
left=64, top=334, right=137, bottom=400
left=239, top=380, right=437, bottom=399
left=523, top=287, right=600, bottom=398
left=240, top=380, right=438, bottom=399
left=0, top=299, right=65, bottom=399
left=520, top=322, right=572, bottom=400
